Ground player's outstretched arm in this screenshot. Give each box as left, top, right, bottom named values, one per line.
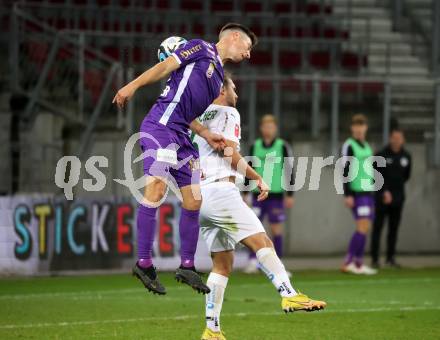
left=223, top=139, right=269, bottom=201
left=112, top=56, right=180, bottom=108
left=190, top=120, right=226, bottom=152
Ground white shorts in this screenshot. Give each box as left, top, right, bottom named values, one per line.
left=200, top=182, right=265, bottom=253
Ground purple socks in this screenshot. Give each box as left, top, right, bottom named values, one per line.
left=273, top=235, right=283, bottom=258
left=345, top=231, right=367, bottom=267
left=179, top=207, right=200, bottom=268
left=137, top=204, right=157, bottom=268
left=137, top=205, right=201, bottom=269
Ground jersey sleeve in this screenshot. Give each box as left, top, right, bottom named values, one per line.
left=171, top=39, right=211, bottom=66
left=218, top=108, right=241, bottom=144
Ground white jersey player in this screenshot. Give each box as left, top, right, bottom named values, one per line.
left=194, top=74, right=327, bottom=340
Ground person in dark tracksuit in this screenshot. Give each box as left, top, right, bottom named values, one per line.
left=371, top=128, right=411, bottom=268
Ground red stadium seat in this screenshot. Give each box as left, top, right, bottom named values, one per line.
left=192, top=23, right=205, bottom=35
left=118, top=0, right=131, bottom=7
left=84, top=70, right=104, bottom=104
left=249, top=51, right=272, bottom=66
left=281, top=80, right=301, bottom=92
left=249, top=25, right=263, bottom=37
left=181, top=0, right=203, bottom=10
left=102, top=46, right=120, bottom=60
left=279, top=26, right=292, bottom=37
left=96, top=0, right=111, bottom=6
left=279, top=51, right=301, bottom=68
left=340, top=82, right=358, bottom=93
left=157, top=0, right=169, bottom=9
left=244, top=1, right=262, bottom=12
left=212, top=1, right=233, bottom=12
left=257, top=80, right=272, bottom=91
left=341, top=52, right=367, bottom=70
left=324, top=27, right=336, bottom=39
left=274, top=2, right=291, bottom=14
left=132, top=47, right=143, bottom=64
left=27, top=42, right=48, bottom=65
left=309, top=51, right=330, bottom=69
left=54, top=19, right=67, bottom=30
left=294, top=26, right=304, bottom=38
left=362, top=82, right=383, bottom=93
left=56, top=47, right=73, bottom=61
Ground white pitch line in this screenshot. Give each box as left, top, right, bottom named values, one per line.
left=0, top=277, right=438, bottom=300
left=1, top=306, right=440, bottom=330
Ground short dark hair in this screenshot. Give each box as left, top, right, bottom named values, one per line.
left=390, top=127, right=403, bottom=135
left=260, top=114, right=277, bottom=126
left=219, top=23, right=258, bottom=47
left=351, top=113, right=368, bottom=126
left=223, top=70, right=233, bottom=88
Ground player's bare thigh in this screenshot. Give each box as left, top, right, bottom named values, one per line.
left=211, top=250, right=234, bottom=277
left=270, top=223, right=283, bottom=236
left=241, top=232, right=274, bottom=253
left=180, top=184, right=202, bottom=210
left=356, top=218, right=371, bottom=234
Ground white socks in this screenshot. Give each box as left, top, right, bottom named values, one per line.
left=256, top=247, right=297, bottom=298
left=205, top=272, right=228, bottom=332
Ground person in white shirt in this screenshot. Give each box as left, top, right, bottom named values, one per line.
left=194, top=73, right=327, bottom=340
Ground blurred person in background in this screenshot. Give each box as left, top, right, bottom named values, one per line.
left=244, top=114, right=295, bottom=274
left=341, top=114, right=377, bottom=275
left=371, top=128, right=411, bottom=268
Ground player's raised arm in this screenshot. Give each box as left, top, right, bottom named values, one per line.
left=112, top=56, right=180, bottom=108
left=223, top=139, right=269, bottom=201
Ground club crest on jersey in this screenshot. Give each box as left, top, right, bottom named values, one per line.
left=206, top=62, right=215, bottom=78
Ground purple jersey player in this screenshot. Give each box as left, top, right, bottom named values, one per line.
left=341, top=114, right=378, bottom=275
left=113, top=23, right=258, bottom=295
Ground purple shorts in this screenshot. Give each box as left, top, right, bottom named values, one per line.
left=352, top=194, right=375, bottom=221
left=252, top=195, right=286, bottom=224
left=139, top=121, right=200, bottom=188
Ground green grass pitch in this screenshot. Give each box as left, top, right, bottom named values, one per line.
left=1, top=268, right=439, bottom=339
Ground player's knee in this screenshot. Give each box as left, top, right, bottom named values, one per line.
left=213, top=262, right=232, bottom=276
left=182, top=197, right=202, bottom=211
left=265, top=235, right=274, bottom=248
left=144, top=178, right=167, bottom=203
left=356, top=219, right=371, bottom=234
left=271, top=223, right=283, bottom=235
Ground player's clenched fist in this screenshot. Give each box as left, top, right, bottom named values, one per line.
left=112, top=83, right=137, bottom=108
left=206, top=132, right=226, bottom=152
left=256, top=177, right=269, bottom=201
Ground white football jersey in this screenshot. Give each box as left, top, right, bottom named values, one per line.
left=193, top=104, right=243, bottom=186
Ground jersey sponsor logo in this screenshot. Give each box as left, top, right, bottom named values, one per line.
left=199, top=109, right=218, bottom=122
left=235, top=124, right=240, bottom=137
left=179, top=44, right=202, bottom=59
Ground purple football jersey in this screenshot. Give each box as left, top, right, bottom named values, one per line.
left=144, top=39, right=224, bottom=133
